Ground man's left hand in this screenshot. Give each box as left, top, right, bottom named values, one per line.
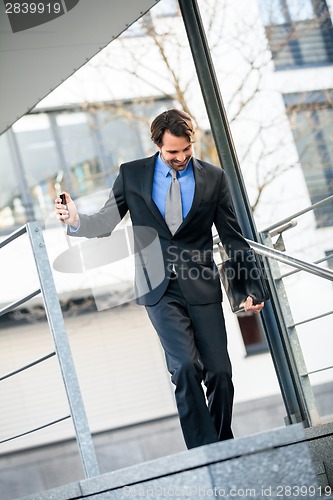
left=244, top=296, right=264, bottom=313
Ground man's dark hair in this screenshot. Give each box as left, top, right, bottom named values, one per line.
left=150, top=109, right=195, bottom=146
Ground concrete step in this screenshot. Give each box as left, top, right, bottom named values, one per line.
left=305, top=422, right=333, bottom=491
left=17, top=423, right=331, bottom=500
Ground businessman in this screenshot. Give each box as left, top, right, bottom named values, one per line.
left=55, top=109, right=264, bottom=449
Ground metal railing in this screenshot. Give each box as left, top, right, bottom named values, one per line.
left=246, top=239, right=333, bottom=282
left=213, top=194, right=333, bottom=427
left=261, top=194, right=333, bottom=234
left=258, top=195, right=333, bottom=426
left=1, top=197, right=331, bottom=463
left=0, top=221, right=99, bottom=478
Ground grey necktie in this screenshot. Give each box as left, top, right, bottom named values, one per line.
left=165, top=168, right=183, bottom=235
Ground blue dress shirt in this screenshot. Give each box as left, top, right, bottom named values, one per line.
left=152, top=154, right=195, bottom=221
left=71, top=154, right=196, bottom=232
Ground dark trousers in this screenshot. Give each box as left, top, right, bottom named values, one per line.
left=146, top=277, right=234, bottom=449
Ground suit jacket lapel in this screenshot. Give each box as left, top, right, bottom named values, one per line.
left=141, top=153, right=170, bottom=232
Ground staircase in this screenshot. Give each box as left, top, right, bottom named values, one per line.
left=17, top=423, right=332, bottom=500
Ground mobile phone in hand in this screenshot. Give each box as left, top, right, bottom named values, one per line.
left=60, top=193, right=68, bottom=219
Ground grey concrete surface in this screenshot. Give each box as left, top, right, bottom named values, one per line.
left=1, top=382, right=332, bottom=500
left=14, top=424, right=324, bottom=500
left=305, top=422, right=333, bottom=489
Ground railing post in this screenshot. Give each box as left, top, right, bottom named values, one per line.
left=26, top=221, right=100, bottom=478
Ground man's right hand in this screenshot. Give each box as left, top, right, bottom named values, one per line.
left=55, top=192, right=79, bottom=228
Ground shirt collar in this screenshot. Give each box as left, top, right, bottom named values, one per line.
left=155, top=153, right=193, bottom=178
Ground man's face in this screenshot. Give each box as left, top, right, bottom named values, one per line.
left=158, top=130, right=193, bottom=171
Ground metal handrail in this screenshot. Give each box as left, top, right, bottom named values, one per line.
left=246, top=239, right=333, bottom=282
left=0, top=416, right=71, bottom=445
left=214, top=232, right=329, bottom=426
left=0, top=289, right=41, bottom=316
left=255, top=225, right=332, bottom=427
left=293, top=310, right=333, bottom=327
left=213, top=234, right=333, bottom=282
left=261, top=194, right=333, bottom=234
left=0, top=225, right=26, bottom=249
left=281, top=253, right=333, bottom=279
left=0, top=352, right=56, bottom=381
left=0, top=222, right=99, bottom=477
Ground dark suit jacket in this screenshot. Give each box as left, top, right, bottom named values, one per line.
left=71, top=153, right=250, bottom=306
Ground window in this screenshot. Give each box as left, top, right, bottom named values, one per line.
left=258, top=0, right=333, bottom=69
left=284, top=90, right=333, bottom=227
left=237, top=312, right=269, bottom=355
